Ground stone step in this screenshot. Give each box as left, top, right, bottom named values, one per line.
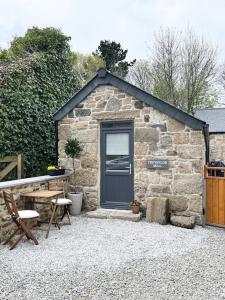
left=85, top=208, right=142, bottom=222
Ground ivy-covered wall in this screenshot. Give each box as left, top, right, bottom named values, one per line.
left=0, top=28, right=80, bottom=177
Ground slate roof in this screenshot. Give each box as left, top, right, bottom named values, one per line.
left=53, top=68, right=206, bottom=130
left=195, top=108, right=225, bottom=133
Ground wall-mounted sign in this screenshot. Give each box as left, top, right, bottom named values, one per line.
left=147, top=159, right=169, bottom=170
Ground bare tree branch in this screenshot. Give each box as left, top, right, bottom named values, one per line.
left=149, top=27, right=181, bottom=107
left=126, top=59, right=152, bottom=93
left=127, top=28, right=218, bottom=114
left=181, top=30, right=217, bottom=113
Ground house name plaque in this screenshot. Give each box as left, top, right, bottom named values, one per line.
left=147, top=159, right=169, bottom=170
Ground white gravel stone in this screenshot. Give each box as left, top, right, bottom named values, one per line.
left=1, top=216, right=225, bottom=299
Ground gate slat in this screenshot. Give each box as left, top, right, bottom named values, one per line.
left=206, top=178, right=213, bottom=224
left=213, top=179, right=219, bottom=224
left=218, top=180, right=225, bottom=225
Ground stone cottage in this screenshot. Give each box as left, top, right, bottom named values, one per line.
left=53, top=68, right=209, bottom=223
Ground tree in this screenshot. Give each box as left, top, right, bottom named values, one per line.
left=65, top=138, right=82, bottom=172
left=143, top=28, right=217, bottom=113
left=93, top=40, right=136, bottom=78
left=0, top=27, right=80, bottom=177
left=0, top=48, right=12, bottom=61
left=126, top=59, right=152, bottom=93
left=221, top=65, right=225, bottom=102
left=180, top=30, right=217, bottom=113
left=222, top=67, right=225, bottom=89
left=150, top=28, right=181, bottom=107
left=10, top=27, right=70, bottom=55
left=71, top=52, right=105, bottom=86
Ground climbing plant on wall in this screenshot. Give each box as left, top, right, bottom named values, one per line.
left=0, top=27, right=80, bottom=177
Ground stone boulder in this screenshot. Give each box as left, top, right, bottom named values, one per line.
left=168, top=196, right=188, bottom=212
left=170, top=214, right=195, bottom=229
left=146, top=198, right=169, bottom=225
left=106, top=97, right=122, bottom=111
left=84, top=198, right=98, bottom=211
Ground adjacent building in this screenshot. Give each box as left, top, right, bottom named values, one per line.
left=195, top=108, right=225, bottom=163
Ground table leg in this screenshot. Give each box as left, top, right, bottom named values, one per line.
left=45, top=203, right=57, bottom=239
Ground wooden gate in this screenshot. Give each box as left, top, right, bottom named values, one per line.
left=205, top=165, right=225, bottom=227
left=0, top=155, right=23, bottom=181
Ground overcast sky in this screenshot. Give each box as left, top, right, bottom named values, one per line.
left=1, top=0, right=225, bottom=62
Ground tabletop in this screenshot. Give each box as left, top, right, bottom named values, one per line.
left=22, top=190, right=63, bottom=198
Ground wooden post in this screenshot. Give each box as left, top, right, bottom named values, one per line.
left=17, top=154, right=23, bottom=179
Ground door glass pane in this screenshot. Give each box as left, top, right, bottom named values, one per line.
left=106, top=133, right=130, bottom=171
left=106, top=133, right=129, bottom=155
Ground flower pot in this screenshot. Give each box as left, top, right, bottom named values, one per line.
left=68, top=192, right=83, bottom=216
left=131, top=205, right=140, bottom=214
left=48, top=169, right=65, bottom=176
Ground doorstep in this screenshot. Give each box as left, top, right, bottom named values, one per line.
left=85, top=208, right=142, bottom=222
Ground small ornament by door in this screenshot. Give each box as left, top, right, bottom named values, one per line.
left=130, top=200, right=141, bottom=214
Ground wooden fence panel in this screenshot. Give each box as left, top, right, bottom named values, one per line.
left=205, top=166, right=225, bottom=227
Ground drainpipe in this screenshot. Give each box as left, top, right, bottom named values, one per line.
left=203, top=124, right=209, bottom=164
left=202, top=123, right=209, bottom=227
left=54, top=121, right=59, bottom=165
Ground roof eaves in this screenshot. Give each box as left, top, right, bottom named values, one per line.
left=53, top=69, right=206, bottom=130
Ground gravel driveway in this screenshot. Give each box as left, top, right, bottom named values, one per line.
left=1, top=216, right=225, bottom=300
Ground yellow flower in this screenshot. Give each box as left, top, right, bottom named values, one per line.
left=48, top=165, right=56, bottom=170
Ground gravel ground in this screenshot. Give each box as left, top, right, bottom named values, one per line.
left=1, top=216, right=225, bottom=300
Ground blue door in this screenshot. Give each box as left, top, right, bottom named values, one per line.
left=100, top=121, right=134, bottom=209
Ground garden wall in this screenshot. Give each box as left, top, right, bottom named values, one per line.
left=0, top=176, right=69, bottom=242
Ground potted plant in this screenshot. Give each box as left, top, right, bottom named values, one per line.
left=65, top=138, right=83, bottom=216
left=130, top=200, right=141, bottom=214
left=47, top=165, right=65, bottom=176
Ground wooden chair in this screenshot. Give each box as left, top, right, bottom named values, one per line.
left=3, top=190, right=39, bottom=250
left=46, top=181, right=72, bottom=238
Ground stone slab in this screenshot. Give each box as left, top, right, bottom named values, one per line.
left=146, top=198, right=169, bottom=225
left=86, top=209, right=142, bottom=222
left=170, top=214, right=195, bottom=229
left=93, top=110, right=140, bottom=120
left=0, top=173, right=71, bottom=190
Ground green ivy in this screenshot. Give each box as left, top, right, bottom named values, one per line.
left=0, top=51, right=80, bottom=177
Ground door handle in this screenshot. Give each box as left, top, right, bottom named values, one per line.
left=129, top=163, right=132, bottom=175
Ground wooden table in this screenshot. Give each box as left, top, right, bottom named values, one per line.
left=22, top=190, right=64, bottom=238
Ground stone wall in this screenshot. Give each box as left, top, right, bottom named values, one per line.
left=0, top=178, right=68, bottom=242
left=58, top=85, right=205, bottom=223
left=209, top=134, right=225, bottom=162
